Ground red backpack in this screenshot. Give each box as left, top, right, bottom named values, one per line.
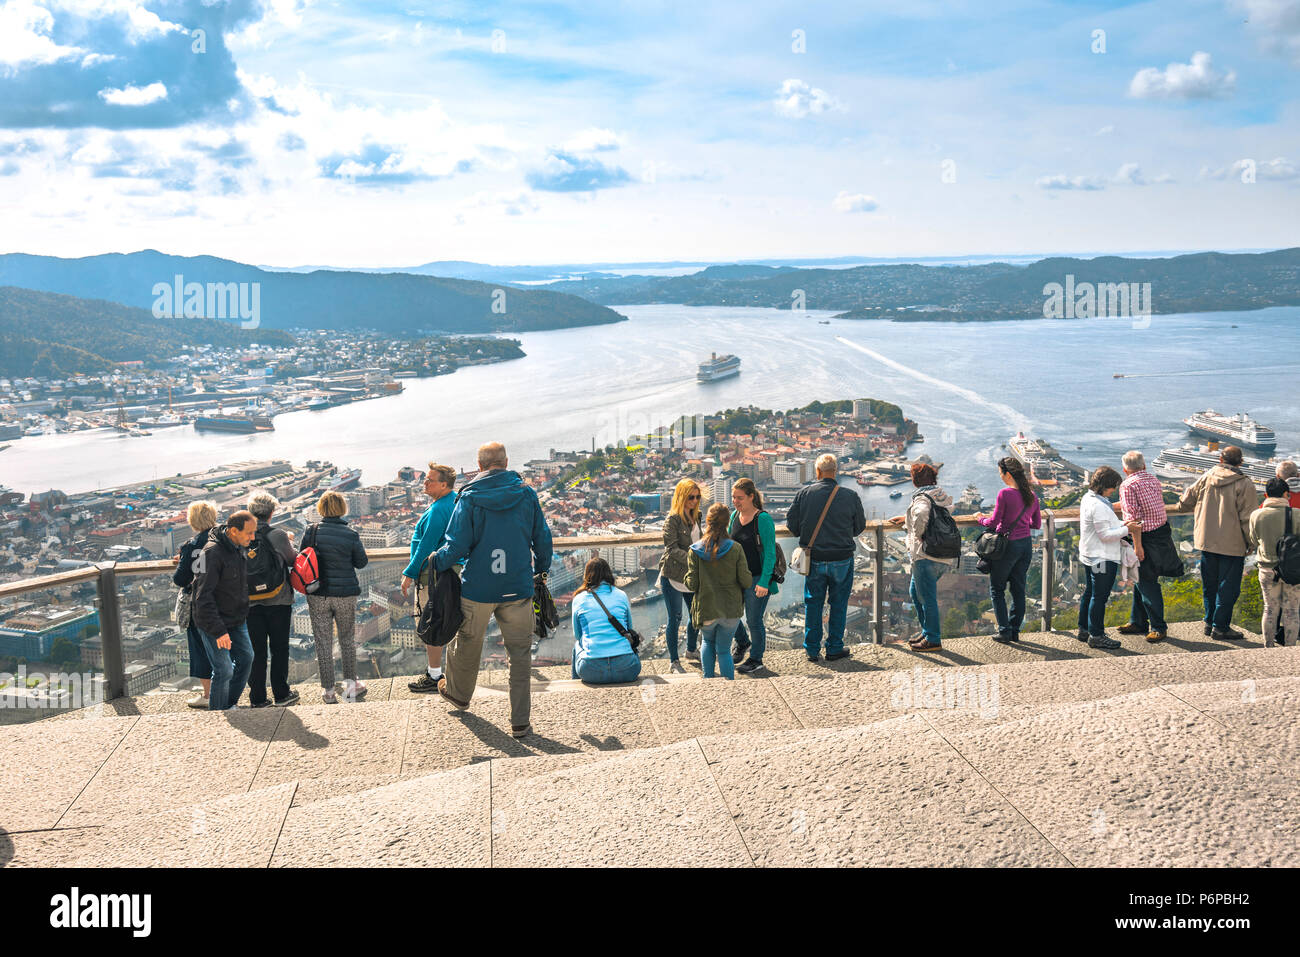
left=289, top=524, right=323, bottom=594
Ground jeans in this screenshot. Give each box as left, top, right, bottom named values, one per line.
left=732, top=584, right=773, bottom=661
left=1079, top=560, right=1118, bottom=638
left=909, top=558, right=948, bottom=644
left=571, top=647, right=643, bottom=684
left=1129, top=523, right=1169, bottom=633
left=198, top=622, right=254, bottom=711
left=700, top=619, right=740, bottom=679
left=1200, top=551, right=1245, bottom=631
left=659, top=575, right=699, bottom=659
left=186, top=622, right=212, bottom=681
left=988, top=536, right=1032, bottom=637
left=245, top=603, right=292, bottom=705
left=804, top=558, right=854, bottom=657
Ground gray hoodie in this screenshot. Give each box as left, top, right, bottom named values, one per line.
left=905, top=485, right=957, bottom=565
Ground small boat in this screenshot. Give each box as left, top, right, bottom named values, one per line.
left=818, top=320, right=830, bottom=325
left=889, top=491, right=903, bottom=499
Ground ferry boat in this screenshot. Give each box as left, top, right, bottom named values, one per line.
left=1153, top=444, right=1280, bottom=489
left=697, top=353, right=741, bottom=382
left=1007, top=431, right=1086, bottom=486
left=1183, top=410, right=1276, bottom=455
left=316, top=467, right=361, bottom=493
left=194, top=413, right=275, bottom=433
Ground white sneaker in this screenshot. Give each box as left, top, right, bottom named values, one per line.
left=187, top=694, right=209, bottom=709
left=321, top=688, right=338, bottom=704
left=342, top=681, right=367, bottom=702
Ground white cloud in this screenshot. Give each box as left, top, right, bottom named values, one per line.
left=97, top=82, right=167, bottom=106
left=563, top=128, right=624, bottom=152
left=1036, top=173, right=1104, bottom=191
left=773, top=78, right=844, bottom=118
left=1128, top=51, right=1236, bottom=99
left=1094, top=125, right=1114, bottom=136
left=1201, top=156, right=1299, bottom=180
left=832, top=191, right=878, bottom=212
left=1233, top=0, right=1300, bottom=66
left=0, top=0, right=86, bottom=68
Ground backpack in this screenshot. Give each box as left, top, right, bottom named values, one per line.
left=534, top=572, right=559, bottom=640
left=246, top=524, right=287, bottom=601
left=919, top=493, right=962, bottom=560
left=729, top=510, right=787, bottom=585
left=414, top=559, right=464, bottom=647
left=1275, top=508, right=1300, bottom=586
left=289, top=523, right=324, bottom=595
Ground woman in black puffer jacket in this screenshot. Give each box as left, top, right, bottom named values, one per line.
left=306, top=491, right=369, bottom=703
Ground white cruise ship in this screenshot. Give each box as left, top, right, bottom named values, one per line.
left=697, top=353, right=741, bottom=382
left=1152, top=444, right=1281, bottom=489
left=1184, top=410, right=1276, bottom=454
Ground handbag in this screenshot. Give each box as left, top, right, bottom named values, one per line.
left=172, top=585, right=193, bottom=629
left=974, top=494, right=1029, bottom=566
left=589, top=588, right=642, bottom=653
left=790, top=485, right=840, bottom=576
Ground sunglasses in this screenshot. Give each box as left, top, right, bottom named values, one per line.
left=687, top=494, right=701, bottom=500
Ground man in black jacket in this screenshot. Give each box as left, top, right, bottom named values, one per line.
left=785, top=454, right=866, bottom=662
left=192, top=510, right=257, bottom=711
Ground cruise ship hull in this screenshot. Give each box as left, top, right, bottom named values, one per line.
left=194, top=416, right=275, bottom=433
left=1185, top=423, right=1275, bottom=454
left=697, top=367, right=741, bottom=383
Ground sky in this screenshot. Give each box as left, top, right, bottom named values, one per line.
left=0, top=0, right=1296, bottom=267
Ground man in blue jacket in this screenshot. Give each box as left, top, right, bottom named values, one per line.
left=434, top=442, right=553, bottom=738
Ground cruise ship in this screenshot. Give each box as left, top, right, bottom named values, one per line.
left=1006, top=432, right=1087, bottom=487
left=697, top=353, right=741, bottom=382
left=193, top=413, right=275, bottom=433
left=1184, top=410, right=1276, bottom=454
left=316, top=467, right=362, bottom=493
left=1153, top=444, right=1280, bottom=489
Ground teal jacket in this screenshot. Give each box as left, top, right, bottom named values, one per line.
left=404, top=491, right=457, bottom=580
left=727, top=509, right=780, bottom=595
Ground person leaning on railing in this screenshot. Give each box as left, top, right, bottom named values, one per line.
left=191, top=509, right=258, bottom=711
left=889, top=461, right=956, bottom=651
left=570, top=557, right=642, bottom=684
left=975, top=457, right=1041, bottom=645
left=172, top=500, right=219, bottom=709
left=307, top=490, right=370, bottom=704
left=1077, top=467, right=1143, bottom=650
left=1116, top=450, right=1172, bottom=643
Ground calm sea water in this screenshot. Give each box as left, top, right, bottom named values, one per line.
left=6, top=304, right=1300, bottom=521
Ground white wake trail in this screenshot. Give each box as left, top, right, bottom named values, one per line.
left=835, top=336, right=1033, bottom=434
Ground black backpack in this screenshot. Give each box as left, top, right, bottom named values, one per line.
left=1275, top=508, right=1300, bottom=586
left=729, top=510, right=788, bottom=585
left=919, top=493, right=962, bottom=560
left=246, top=524, right=287, bottom=601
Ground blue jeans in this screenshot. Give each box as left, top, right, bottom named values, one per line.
left=571, top=647, right=642, bottom=684
left=909, top=558, right=948, bottom=645
left=700, top=619, right=739, bottom=679
left=732, top=585, right=773, bottom=661
left=659, top=575, right=699, bottom=658
left=988, top=536, right=1032, bottom=637
left=804, top=558, right=854, bottom=657
left=198, top=622, right=254, bottom=711
left=1200, top=551, right=1245, bottom=631
left=1079, top=561, right=1118, bottom=638
left=186, top=622, right=213, bottom=681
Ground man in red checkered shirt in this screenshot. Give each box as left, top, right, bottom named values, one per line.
left=1117, top=450, right=1171, bottom=641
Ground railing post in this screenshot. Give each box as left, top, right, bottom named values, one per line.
left=1040, top=511, right=1055, bottom=632
left=873, top=525, right=885, bottom=644
left=96, top=562, right=126, bottom=701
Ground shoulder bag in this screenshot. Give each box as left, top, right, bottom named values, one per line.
left=589, top=589, right=642, bottom=653
left=790, top=485, right=840, bottom=576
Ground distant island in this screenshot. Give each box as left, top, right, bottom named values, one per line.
left=539, top=248, right=1300, bottom=321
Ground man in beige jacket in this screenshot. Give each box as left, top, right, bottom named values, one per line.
left=1177, top=446, right=1259, bottom=640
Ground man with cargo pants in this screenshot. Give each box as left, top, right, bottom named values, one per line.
left=433, top=442, right=553, bottom=738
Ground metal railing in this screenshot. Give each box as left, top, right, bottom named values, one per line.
left=0, top=503, right=1195, bottom=701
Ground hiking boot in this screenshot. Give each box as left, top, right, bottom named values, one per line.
left=511, top=723, right=532, bottom=739
left=274, top=690, right=300, bottom=706
left=993, top=632, right=1014, bottom=644
left=806, top=653, right=821, bottom=663
left=910, top=640, right=943, bottom=652
left=408, top=672, right=440, bottom=694
left=826, top=649, right=851, bottom=661
left=736, top=659, right=765, bottom=674
left=1212, top=627, right=1244, bottom=641
left=1088, top=634, right=1121, bottom=650
left=1203, top=622, right=1213, bottom=636
left=1145, top=631, right=1167, bottom=644
left=684, top=649, right=700, bottom=661
left=1075, top=628, right=1089, bottom=642
left=437, top=677, right=469, bottom=709
left=249, top=698, right=272, bottom=709
left=1117, top=623, right=1147, bottom=635
left=732, top=639, right=751, bottom=665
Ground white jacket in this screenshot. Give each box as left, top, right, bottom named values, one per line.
left=1079, top=490, right=1129, bottom=568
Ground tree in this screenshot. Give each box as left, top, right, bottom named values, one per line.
left=48, top=637, right=81, bottom=670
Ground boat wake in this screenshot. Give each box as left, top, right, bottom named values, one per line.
left=835, top=337, right=1032, bottom=434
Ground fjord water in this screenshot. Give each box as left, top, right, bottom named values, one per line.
left=7, top=304, right=1300, bottom=520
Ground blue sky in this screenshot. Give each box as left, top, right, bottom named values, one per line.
left=0, top=0, right=1296, bottom=265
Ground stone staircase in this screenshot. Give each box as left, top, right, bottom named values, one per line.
left=2, top=622, right=1297, bottom=867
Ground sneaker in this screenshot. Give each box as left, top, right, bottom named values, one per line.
left=274, top=690, right=300, bottom=706
left=511, top=723, right=532, bottom=739
left=1203, top=622, right=1213, bottom=636
left=187, top=694, right=209, bottom=709
left=993, top=632, right=1014, bottom=644
left=669, top=659, right=686, bottom=673
left=1075, top=628, right=1089, bottom=642
left=341, top=681, right=367, bottom=702
left=408, top=673, right=440, bottom=694
left=1010, top=632, right=1021, bottom=643
left=1117, top=623, right=1147, bottom=635
left=1088, top=634, right=1121, bottom=649
left=1212, top=627, right=1244, bottom=641
left=321, top=688, right=338, bottom=704
left=684, top=649, right=700, bottom=661
left=250, top=698, right=272, bottom=709
left=736, top=659, right=765, bottom=674
left=437, top=677, right=469, bottom=710
left=732, top=639, right=751, bottom=665
left=1145, top=631, right=1167, bottom=643
left=825, top=649, right=851, bottom=661
left=806, top=653, right=821, bottom=663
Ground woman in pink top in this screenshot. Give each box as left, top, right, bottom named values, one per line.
left=975, top=457, right=1042, bottom=643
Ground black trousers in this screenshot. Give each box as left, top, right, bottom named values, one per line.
left=246, top=603, right=292, bottom=704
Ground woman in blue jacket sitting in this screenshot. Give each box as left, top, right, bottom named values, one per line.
left=570, top=557, right=642, bottom=684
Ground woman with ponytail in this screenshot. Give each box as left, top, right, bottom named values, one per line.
left=976, top=456, right=1042, bottom=643
left=684, top=503, right=752, bottom=679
